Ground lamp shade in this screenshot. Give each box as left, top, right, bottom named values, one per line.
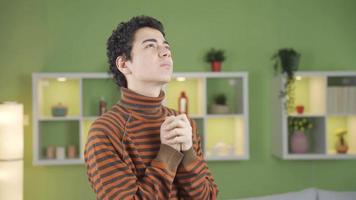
left=0, top=102, right=23, bottom=200
left=0, top=102, right=23, bottom=160
left=0, top=160, right=23, bottom=200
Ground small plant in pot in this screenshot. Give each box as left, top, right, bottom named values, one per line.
left=205, top=48, right=226, bottom=72
left=210, top=94, right=229, bottom=114
left=335, top=129, right=348, bottom=154
left=271, top=48, right=301, bottom=113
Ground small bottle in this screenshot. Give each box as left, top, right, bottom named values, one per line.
left=46, top=145, right=56, bottom=159
left=178, top=91, right=188, bottom=114
left=67, top=145, right=77, bottom=159
left=99, top=97, right=107, bottom=116
left=56, top=146, right=65, bottom=160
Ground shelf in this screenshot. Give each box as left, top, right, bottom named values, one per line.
left=39, top=121, right=80, bottom=160
left=206, top=77, right=244, bottom=115
left=288, top=114, right=325, bottom=118
left=192, top=118, right=205, bottom=153
left=282, top=154, right=356, bottom=160
left=39, top=116, right=81, bottom=121
left=36, top=158, right=83, bottom=166
left=82, top=78, right=120, bottom=117
left=164, top=77, right=204, bottom=116
left=273, top=71, right=356, bottom=160
left=288, top=76, right=326, bottom=115
left=328, top=113, right=356, bottom=117
left=206, top=114, right=244, bottom=118
left=327, top=76, right=356, bottom=115
left=37, top=78, right=80, bottom=118
left=33, top=72, right=249, bottom=165
left=287, top=116, right=326, bottom=154
left=326, top=116, right=356, bottom=155
left=205, top=116, right=246, bottom=159
left=188, top=114, right=205, bottom=119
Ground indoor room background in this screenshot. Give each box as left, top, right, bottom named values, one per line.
left=1, top=0, right=356, bottom=199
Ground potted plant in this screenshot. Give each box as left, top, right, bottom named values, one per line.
left=335, top=129, right=348, bottom=154
left=210, top=94, right=229, bottom=114
left=271, top=48, right=301, bottom=113
left=205, top=48, right=226, bottom=72
left=288, top=117, right=313, bottom=153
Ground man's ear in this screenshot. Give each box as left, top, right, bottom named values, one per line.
left=116, top=56, right=131, bottom=75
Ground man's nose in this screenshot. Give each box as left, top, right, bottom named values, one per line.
left=159, top=46, right=171, bottom=58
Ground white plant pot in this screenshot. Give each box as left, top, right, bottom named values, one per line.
left=211, top=104, right=229, bottom=114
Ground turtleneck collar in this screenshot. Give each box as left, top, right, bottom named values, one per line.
left=118, top=87, right=165, bottom=114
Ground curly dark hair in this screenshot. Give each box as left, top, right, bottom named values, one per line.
left=106, top=16, right=165, bottom=88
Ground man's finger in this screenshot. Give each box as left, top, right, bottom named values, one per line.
left=162, top=115, right=176, bottom=127
left=165, top=119, right=185, bottom=131
left=176, top=114, right=190, bottom=124
left=166, top=136, right=185, bottom=145
left=164, top=128, right=184, bottom=140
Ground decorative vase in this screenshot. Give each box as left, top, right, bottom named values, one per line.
left=290, top=131, right=309, bottom=153
left=295, top=105, right=304, bottom=114
left=211, top=61, right=222, bottom=72
left=51, top=103, right=68, bottom=117
left=336, top=135, right=348, bottom=154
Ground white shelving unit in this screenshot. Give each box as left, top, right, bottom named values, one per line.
left=32, top=72, right=249, bottom=165
left=170, top=72, right=249, bottom=161
left=272, top=71, right=356, bottom=160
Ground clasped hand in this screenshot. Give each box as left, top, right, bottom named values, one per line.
left=160, top=114, right=192, bottom=152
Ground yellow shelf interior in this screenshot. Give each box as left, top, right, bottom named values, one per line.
left=165, top=77, right=204, bottom=115
left=290, top=76, right=326, bottom=115
left=327, top=116, right=356, bottom=154
left=206, top=116, right=245, bottom=157
left=39, top=78, right=80, bottom=117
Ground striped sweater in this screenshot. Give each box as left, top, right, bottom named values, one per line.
left=84, top=87, right=218, bottom=200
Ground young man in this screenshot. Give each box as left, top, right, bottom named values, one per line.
left=84, top=16, right=218, bottom=200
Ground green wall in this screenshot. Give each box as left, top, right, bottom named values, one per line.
left=1, top=0, right=356, bottom=199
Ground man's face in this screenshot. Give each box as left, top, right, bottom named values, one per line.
left=125, top=27, right=173, bottom=86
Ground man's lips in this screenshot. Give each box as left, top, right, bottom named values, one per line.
left=160, top=63, right=172, bottom=67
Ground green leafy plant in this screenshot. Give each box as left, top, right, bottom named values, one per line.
left=335, top=129, right=347, bottom=137
left=272, top=48, right=300, bottom=78
left=214, top=94, right=227, bottom=105
left=335, top=128, right=348, bottom=144
left=271, top=48, right=301, bottom=113
left=205, top=48, right=226, bottom=62
left=288, top=117, right=313, bottom=132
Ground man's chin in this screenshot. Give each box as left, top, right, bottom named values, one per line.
left=143, top=73, right=172, bottom=85
left=158, top=77, right=171, bottom=85
left=160, top=73, right=172, bottom=82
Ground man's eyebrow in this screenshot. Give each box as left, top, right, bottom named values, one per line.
left=142, top=38, right=170, bottom=45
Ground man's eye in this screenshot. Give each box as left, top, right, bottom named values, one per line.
left=165, top=46, right=171, bottom=50
left=146, top=43, right=155, bottom=48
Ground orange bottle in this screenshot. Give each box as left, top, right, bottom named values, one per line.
left=178, top=91, right=188, bottom=114
left=99, top=97, right=107, bottom=116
